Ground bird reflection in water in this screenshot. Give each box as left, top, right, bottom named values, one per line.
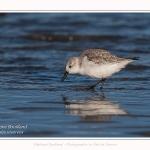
left=62, top=90, right=127, bottom=122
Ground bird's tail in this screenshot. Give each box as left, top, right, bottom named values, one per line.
left=126, top=57, right=140, bottom=61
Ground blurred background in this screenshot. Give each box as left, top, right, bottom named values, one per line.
left=0, top=13, right=150, bottom=137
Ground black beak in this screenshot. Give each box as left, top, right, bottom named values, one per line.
left=61, top=71, right=69, bottom=82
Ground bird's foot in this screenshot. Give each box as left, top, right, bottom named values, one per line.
left=89, top=85, right=95, bottom=90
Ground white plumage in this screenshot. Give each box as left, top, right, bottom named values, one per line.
left=61, top=49, right=139, bottom=89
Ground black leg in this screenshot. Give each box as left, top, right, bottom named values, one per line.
left=100, top=88, right=105, bottom=100
left=90, top=78, right=107, bottom=90
left=100, top=78, right=106, bottom=89
left=90, top=80, right=101, bottom=89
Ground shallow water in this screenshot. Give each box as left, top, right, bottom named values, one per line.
left=0, top=13, right=150, bottom=137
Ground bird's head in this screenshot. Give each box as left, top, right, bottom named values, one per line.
left=61, top=57, right=80, bottom=82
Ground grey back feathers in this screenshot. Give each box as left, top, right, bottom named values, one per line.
left=79, top=49, right=127, bottom=65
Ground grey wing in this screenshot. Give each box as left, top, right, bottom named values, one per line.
left=80, top=49, right=121, bottom=64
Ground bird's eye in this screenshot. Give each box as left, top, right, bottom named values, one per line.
left=69, top=65, right=71, bottom=68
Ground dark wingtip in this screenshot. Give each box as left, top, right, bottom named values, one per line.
left=132, top=57, right=140, bottom=60
left=127, top=57, right=140, bottom=60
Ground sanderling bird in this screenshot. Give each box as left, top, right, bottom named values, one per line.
left=61, top=49, right=139, bottom=89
